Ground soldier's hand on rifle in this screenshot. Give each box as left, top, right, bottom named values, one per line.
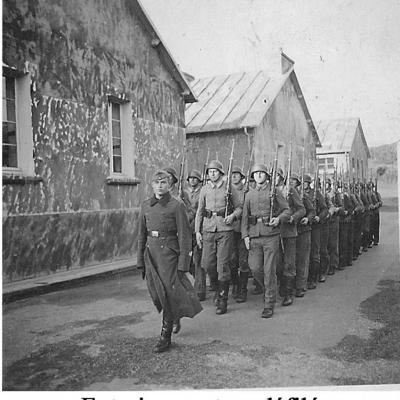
left=224, top=214, right=235, bottom=225
left=196, top=232, right=203, bottom=249
left=269, top=217, right=280, bottom=227
left=288, top=216, right=294, bottom=224
left=300, top=217, right=308, bottom=225
left=244, top=236, right=250, bottom=250
left=314, top=215, right=320, bottom=223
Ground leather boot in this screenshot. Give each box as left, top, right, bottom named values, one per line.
left=213, top=291, right=219, bottom=307
left=153, top=318, right=172, bottom=353
left=282, top=276, right=295, bottom=306
left=252, top=279, right=263, bottom=295
left=231, top=269, right=239, bottom=299
left=216, top=281, right=229, bottom=315
left=236, top=272, right=249, bottom=303
left=172, top=318, right=181, bottom=334
left=279, top=276, right=286, bottom=298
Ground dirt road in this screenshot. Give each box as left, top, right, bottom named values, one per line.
left=3, top=201, right=399, bottom=390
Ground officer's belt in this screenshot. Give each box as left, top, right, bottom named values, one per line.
left=203, top=209, right=225, bottom=218
left=248, top=215, right=270, bottom=225
left=148, top=230, right=177, bottom=238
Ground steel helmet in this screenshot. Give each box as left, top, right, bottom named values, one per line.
left=250, top=163, right=269, bottom=178
left=231, top=166, right=245, bottom=178
left=206, top=160, right=225, bottom=175
left=303, top=174, right=312, bottom=184
left=290, top=173, right=301, bottom=185
left=187, top=169, right=202, bottom=181
left=276, top=167, right=285, bottom=179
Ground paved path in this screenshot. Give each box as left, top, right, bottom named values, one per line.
left=3, top=205, right=399, bottom=390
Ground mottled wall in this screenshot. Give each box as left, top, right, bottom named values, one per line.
left=2, top=0, right=186, bottom=281
left=254, top=76, right=317, bottom=173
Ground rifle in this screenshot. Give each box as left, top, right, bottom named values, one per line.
left=201, top=148, right=210, bottom=186
left=284, top=143, right=292, bottom=198
left=224, top=139, right=235, bottom=218
left=375, top=176, right=378, bottom=194
left=178, top=148, right=186, bottom=200
left=313, top=158, right=318, bottom=212
left=244, top=147, right=254, bottom=193
left=270, top=145, right=279, bottom=220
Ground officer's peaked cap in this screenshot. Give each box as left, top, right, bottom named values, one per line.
left=207, top=160, right=225, bottom=175
left=164, top=167, right=178, bottom=184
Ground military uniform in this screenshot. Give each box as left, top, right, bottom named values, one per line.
left=185, top=169, right=206, bottom=301
left=352, top=185, right=365, bottom=259
left=305, top=176, right=328, bottom=289
left=295, top=180, right=316, bottom=297
left=277, top=173, right=306, bottom=305
left=319, top=183, right=331, bottom=282
left=241, top=164, right=290, bottom=317
left=371, top=187, right=382, bottom=245
left=231, top=169, right=251, bottom=303
left=359, top=184, right=371, bottom=252
left=339, top=186, right=355, bottom=268
left=137, top=171, right=202, bottom=353
left=195, top=160, right=243, bottom=314
left=325, top=181, right=343, bottom=274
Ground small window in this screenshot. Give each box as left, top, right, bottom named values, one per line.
left=107, top=97, right=136, bottom=180
left=2, top=68, right=34, bottom=177
left=110, top=102, right=122, bottom=173
left=2, top=77, right=18, bottom=168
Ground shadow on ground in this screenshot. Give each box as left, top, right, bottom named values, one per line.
left=323, top=278, right=400, bottom=385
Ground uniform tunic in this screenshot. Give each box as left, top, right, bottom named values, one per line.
left=241, top=182, right=290, bottom=307
left=137, top=192, right=202, bottom=319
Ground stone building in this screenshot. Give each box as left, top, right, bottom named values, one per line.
left=2, top=0, right=195, bottom=282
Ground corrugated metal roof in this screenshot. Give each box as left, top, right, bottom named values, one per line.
left=185, top=69, right=290, bottom=133
left=316, top=118, right=362, bottom=153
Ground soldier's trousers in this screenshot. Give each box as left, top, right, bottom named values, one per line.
left=328, top=218, right=339, bottom=270
left=231, top=231, right=250, bottom=282
left=248, top=235, right=279, bottom=308
left=319, top=222, right=329, bottom=277
left=192, top=240, right=206, bottom=298
left=353, top=214, right=362, bottom=257
left=347, top=219, right=354, bottom=265
left=296, top=231, right=311, bottom=291
left=281, top=237, right=296, bottom=277
left=339, top=221, right=348, bottom=267
left=202, top=231, right=233, bottom=283
left=309, top=224, right=321, bottom=284
left=371, top=211, right=380, bottom=244
left=361, top=212, right=370, bottom=250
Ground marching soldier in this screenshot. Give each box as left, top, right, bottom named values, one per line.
left=360, top=182, right=371, bottom=252
left=349, top=183, right=364, bottom=261
left=195, top=160, right=243, bottom=315
left=318, top=177, right=330, bottom=282
left=276, top=168, right=306, bottom=306
left=231, top=166, right=251, bottom=303
left=338, top=183, right=354, bottom=268
left=293, top=173, right=315, bottom=297
left=304, top=174, right=328, bottom=289
left=325, top=178, right=343, bottom=275
left=370, top=182, right=382, bottom=245
left=241, top=164, right=290, bottom=318
left=137, top=170, right=202, bottom=353
left=185, top=169, right=206, bottom=301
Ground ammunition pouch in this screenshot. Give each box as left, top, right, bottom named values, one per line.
left=248, top=215, right=270, bottom=225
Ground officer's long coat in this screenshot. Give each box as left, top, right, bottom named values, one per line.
left=137, top=192, right=202, bottom=319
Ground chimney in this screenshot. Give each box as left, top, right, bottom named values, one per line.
left=280, top=50, right=295, bottom=74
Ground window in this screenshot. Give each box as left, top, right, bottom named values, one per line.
left=2, top=67, right=34, bottom=177
left=2, top=77, right=17, bottom=168
left=110, top=102, right=122, bottom=173
left=107, top=97, right=137, bottom=183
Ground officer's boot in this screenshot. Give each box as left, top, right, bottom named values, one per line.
left=216, top=281, right=229, bottom=315
left=282, top=276, right=295, bottom=306
left=236, top=271, right=249, bottom=303
left=153, top=318, right=173, bottom=353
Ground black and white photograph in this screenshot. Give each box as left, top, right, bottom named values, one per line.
left=2, top=0, right=400, bottom=396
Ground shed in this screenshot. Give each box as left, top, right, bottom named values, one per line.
left=185, top=53, right=321, bottom=177
left=316, top=118, right=370, bottom=180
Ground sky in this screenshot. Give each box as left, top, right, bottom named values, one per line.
left=141, top=0, right=400, bottom=147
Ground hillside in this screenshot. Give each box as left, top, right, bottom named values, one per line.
left=369, top=142, right=398, bottom=184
